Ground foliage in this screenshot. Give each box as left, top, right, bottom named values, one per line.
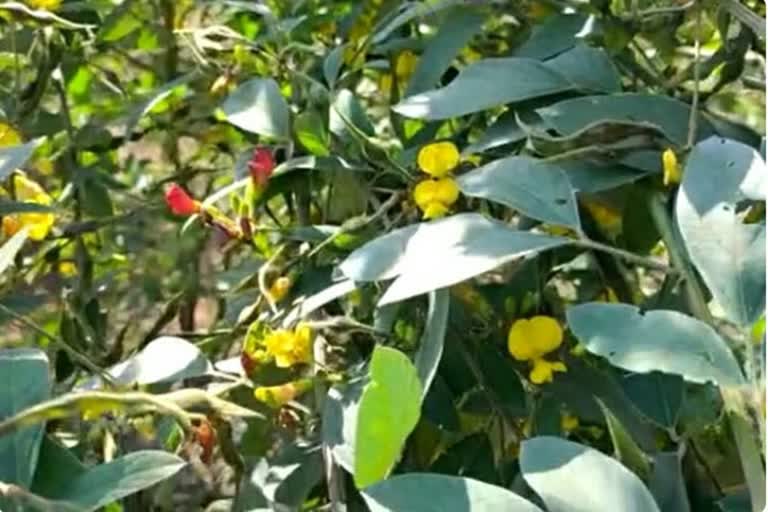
left=0, top=0, right=765, bottom=511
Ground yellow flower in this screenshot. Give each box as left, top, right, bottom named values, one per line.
left=561, top=412, right=580, bottom=433
left=58, top=261, right=77, bottom=276
left=2, top=174, right=54, bottom=241
left=581, top=198, right=622, bottom=239
left=413, top=177, right=460, bottom=220
left=264, top=324, right=312, bottom=368
left=254, top=379, right=312, bottom=408
left=530, top=358, right=567, bottom=384
left=417, top=142, right=460, bottom=178
left=268, top=276, right=293, bottom=303
left=25, top=0, right=61, bottom=10
left=508, top=316, right=567, bottom=384
left=507, top=316, right=563, bottom=361
left=0, top=122, right=21, bottom=147
left=662, top=148, right=682, bottom=186
left=395, top=50, right=418, bottom=79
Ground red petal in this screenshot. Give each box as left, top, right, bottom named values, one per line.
left=165, top=184, right=199, bottom=216
left=248, top=147, right=275, bottom=187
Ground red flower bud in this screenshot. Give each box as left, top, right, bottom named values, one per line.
left=248, top=147, right=275, bottom=187
left=165, top=183, right=200, bottom=216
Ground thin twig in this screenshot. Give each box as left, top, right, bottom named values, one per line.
left=687, top=5, right=702, bottom=149
left=574, top=238, right=675, bottom=274
left=0, top=302, right=115, bottom=386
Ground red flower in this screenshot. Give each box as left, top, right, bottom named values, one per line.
left=165, top=183, right=200, bottom=216
left=248, top=147, right=275, bottom=187
left=193, top=419, right=217, bottom=464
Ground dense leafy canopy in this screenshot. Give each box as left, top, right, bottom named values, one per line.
left=0, top=0, right=764, bottom=511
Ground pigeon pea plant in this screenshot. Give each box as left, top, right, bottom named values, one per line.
left=0, top=0, right=764, bottom=511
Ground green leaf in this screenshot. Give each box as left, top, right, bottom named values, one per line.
left=675, top=136, right=766, bottom=326
left=514, top=14, right=596, bottom=59
left=329, top=89, right=375, bottom=138
left=354, top=346, right=422, bottom=488
left=39, top=450, right=186, bottom=511
left=78, top=336, right=211, bottom=389
left=31, top=436, right=87, bottom=497
left=545, top=44, right=621, bottom=93
left=536, top=93, right=716, bottom=147
left=294, top=111, right=330, bottom=156
left=456, top=156, right=581, bottom=229
left=597, top=399, right=652, bottom=480
left=0, top=227, right=28, bottom=276
left=622, top=372, right=684, bottom=429
left=394, top=45, right=618, bottom=120
left=520, top=436, right=661, bottom=512
left=124, top=74, right=194, bottom=136
left=362, top=473, right=543, bottom=511
left=97, top=0, right=142, bottom=42
left=464, top=109, right=528, bottom=154
left=323, top=44, right=346, bottom=90
left=566, top=303, right=744, bottom=387
left=415, top=289, right=451, bottom=397
left=222, top=78, right=290, bottom=139
left=372, top=1, right=470, bottom=45
left=393, top=58, right=572, bottom=120
left=338, top=213, right=567, bottom=305
left=405, top=8, right=486, bottom=96
left=557, top=160, right=650, bottom=193
left=0, top=140, right=38, bottom=181
left=283, top=279, right=357, bottom=326
left=0, top=349, right=49, bottom=492
left=648, top=452, right=691, bottom=512
left=249, top=444, right=324, bottom=508
left=322, top=382, right=363, bottom=473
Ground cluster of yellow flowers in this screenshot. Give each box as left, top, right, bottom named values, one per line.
left=507, top=315, right=567, bottom=384
left=264, top=324, right=313, bottom=368
left=242, top=322, right=314, bottom=408
left=413, top=142, right=461, bottom=219
left=0, top=122, right=55, bottom=241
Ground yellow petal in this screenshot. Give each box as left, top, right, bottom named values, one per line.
left=268, top=276, right=293, bottom=302
left=581, top=198, right=622, bottom=237
left=561, top=412, right=580, bottom=433
left=0, top=122, right=22, bottom=147
left=395, top=50, right=418, bottom=79
left=25, top=0, right=62, bottom=10
left=417, top=142, right=460, bottom=177
left=528, top=316, right=563, bottom=353
left=662, top=148, right=682, bottom=186
left=508, top=319, right=535, bottom=361
left=529, top=358, right=567, bottom=384
left=413, top=179, right=439, bottom=209
left=433, top=177, right=460, bottom=206
left=422, top=202, right=449, bottom=220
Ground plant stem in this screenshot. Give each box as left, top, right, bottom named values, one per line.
left=649, top=193, right=765, bottom=511
left=647, top=192, right=711, bottom=321
left=686, top=6, right=701, bottom=149
left=574, top=238, right=674, bottom=274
